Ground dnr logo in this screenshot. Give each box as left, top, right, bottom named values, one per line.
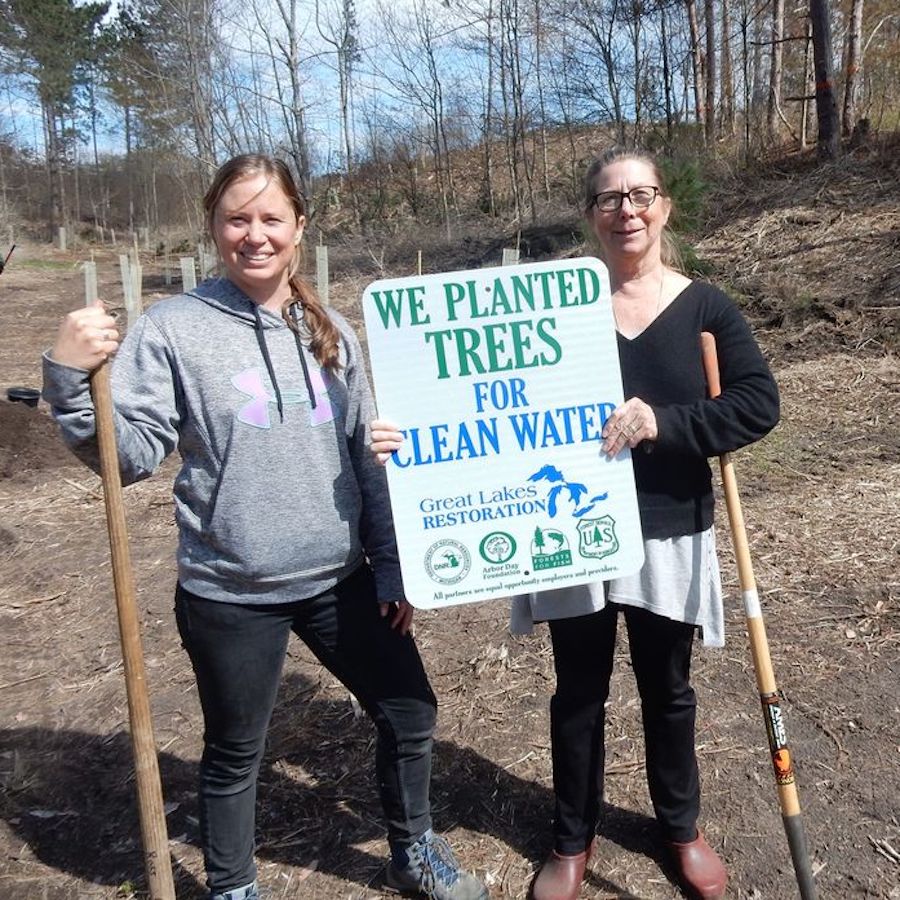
left=425, top=539, right=472, bottom=585
left=577, top=515, right=619, bottom=560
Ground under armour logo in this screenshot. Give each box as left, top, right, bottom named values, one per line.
left=232, top=367, right=334, bottom=429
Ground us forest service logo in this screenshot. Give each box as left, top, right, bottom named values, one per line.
left=577, top=515, right=619, bottom=560
left=425, top=539, right=472, bottom=585
left=479, top=531, right=517, bottom=564
left=530, top=527, right=572, bottom=571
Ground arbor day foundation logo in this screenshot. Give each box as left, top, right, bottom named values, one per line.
left=530, top=526, right=572, bottom=570
left=425, top=539, right=472, bottom=585
left=479, top=531, right=517, bottom=564
left=577, top=515, right=619, bottom=560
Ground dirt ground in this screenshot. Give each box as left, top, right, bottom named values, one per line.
left=1, top=151, right=899, bottom=899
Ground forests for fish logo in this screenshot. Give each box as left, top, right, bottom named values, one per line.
left=530, top=526, right=572, bottom=571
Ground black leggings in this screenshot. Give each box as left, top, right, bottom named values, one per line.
left=175, top=565, right=438, bottom=894
left=548, top=603, right=700, bottom=853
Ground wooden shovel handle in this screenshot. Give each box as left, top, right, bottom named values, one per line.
left=700, top=332, right=817, bottom=899
left=91, top=362, right=175, bottom=899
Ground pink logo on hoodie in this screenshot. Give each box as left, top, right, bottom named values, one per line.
left=231, top=367, right=334, bottom=429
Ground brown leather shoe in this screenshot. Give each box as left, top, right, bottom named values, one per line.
left=531, top=844, right=591, bottom=900
left=667, top=831, right=727, bottom=900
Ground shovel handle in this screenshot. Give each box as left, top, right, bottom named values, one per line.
left=91, top=362, right=175, bottom=899
left=700, top=332, right=817, bottom=899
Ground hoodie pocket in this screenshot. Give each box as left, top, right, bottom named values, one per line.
left=200, top=451, right=362, bottom=584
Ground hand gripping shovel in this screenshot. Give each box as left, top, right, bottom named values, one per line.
left=701, top=332, right=817, bottom=899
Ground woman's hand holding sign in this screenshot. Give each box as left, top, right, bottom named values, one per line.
left=369, top=421, right=414, bottom=633
left=371, top=419, right=404, bottom=465
left=601, top=398, right=657, bottom=456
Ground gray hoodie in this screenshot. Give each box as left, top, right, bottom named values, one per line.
left=42, top=277, right=403, bottom=605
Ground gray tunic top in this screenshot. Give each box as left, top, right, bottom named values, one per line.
left=509, top=526, right=725, bottom=648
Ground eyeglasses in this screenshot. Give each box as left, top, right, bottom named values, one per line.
left=589, top=186, right=660, bottom=212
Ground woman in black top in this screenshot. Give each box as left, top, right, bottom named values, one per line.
left=526, top=150, right=779, bottom=900
left=371, top=148, right=778, bottom=900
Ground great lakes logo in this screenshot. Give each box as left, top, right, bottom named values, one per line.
left=424, top=539, right=472, bottom=585
left=577, top=515, right=619, bottom=560
left=527, top=464, right=608, bottom=518
left=530, top=526, right=572, bottom=570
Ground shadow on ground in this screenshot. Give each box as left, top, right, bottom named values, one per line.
left=1, top=671, right=677, bottom=897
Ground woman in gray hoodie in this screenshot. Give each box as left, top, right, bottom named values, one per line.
left=42, top=154, right=487, bottom=900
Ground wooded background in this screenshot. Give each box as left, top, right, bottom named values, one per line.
left=0, top=0, right=897, bottom=245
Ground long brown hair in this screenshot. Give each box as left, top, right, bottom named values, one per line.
left=203, top=154, right=341, bottom=370
left=583, top=147, right=684, bottom=273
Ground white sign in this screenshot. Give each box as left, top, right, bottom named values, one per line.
left=362, top=258, right=644, bottom=610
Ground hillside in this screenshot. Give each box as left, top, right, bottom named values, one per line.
left=0, top=143, right=898, bottom=900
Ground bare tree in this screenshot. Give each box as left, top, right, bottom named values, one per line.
left=624, top=0, right=645, bottom=143
left=767, top=0, right=785, bottom=138
left=147, top=0, right=220, bottom=169
left=533, top=0, right=551, bottom=201
left=686, top=0, right=705, bottom=128
left=482, top=0, right=498, bottom=216
left=372, top=0, right=457, bottom=236
left=842, top=0, right=864, bottom=136
left=542, top=25, right=584, bottom=200
left=454, top=0, right=498, bottom=216
left=499, top=0, right=529, bottom=221
left=809, top=0, right=839, bottom=158
left=316, top=0, right=360, bottom=222
left=249, top=0, right=313, bottom=198
left=800, top=15, right=814, bottom=147
left=738, top=0, right=754, bottom=156
left=720, top=0, right=735, bottom=135
left=554, top=0, right=627, bottom=143
left=704, top=0, right=717, bottom=143
left=750, top=0, right=767, bottom=118
left=659, top=2, right=674, bottom=141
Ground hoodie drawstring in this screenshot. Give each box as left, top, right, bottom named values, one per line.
left=252, top=302, right=318, bottom=422
left=252, top=304, right=285, bottom=423
left=290, top=303, right=317, bottom=410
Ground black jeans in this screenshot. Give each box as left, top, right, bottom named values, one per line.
left=548, top=603, right=700, bottom=853
left=174, top=565, right=438, bottom=894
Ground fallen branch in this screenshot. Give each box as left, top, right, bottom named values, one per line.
left=0, top=672, right=51, bottom=691
left=868, top=835, right=900, bottom=864
left=65, top=477, right=104, bottom=501
left=1, top=591, right=67, bottom=609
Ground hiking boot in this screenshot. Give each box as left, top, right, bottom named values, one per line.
left=210, top=881, right=260, bottom=900
left=386, top=830, right=488, bottom=900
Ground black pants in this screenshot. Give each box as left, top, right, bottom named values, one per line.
left=548, top=603, right=700, bottom=854
left=175, top=565, right=438, bottom=894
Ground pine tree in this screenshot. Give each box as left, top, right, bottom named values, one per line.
left=0, top=0, right=109, bottom=234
